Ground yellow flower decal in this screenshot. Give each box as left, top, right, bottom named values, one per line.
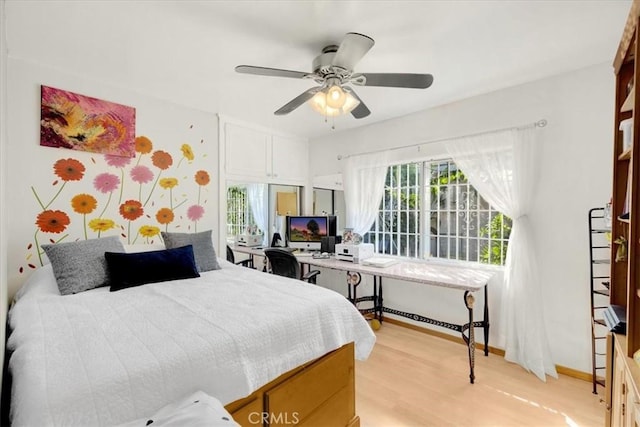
left=89, top=218, right=115, bottom=232
left=181, top=144, right=194, bottom=161
left=159, top=177, right=179, bottom=189
left=139, top=225, right=160, bottom=238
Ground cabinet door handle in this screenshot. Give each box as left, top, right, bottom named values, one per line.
left=273, top=173, right=278, bottom=178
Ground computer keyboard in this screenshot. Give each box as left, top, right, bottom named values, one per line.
left=267, top=247, right=296, bottom=253
left=294, top=252, right=314, bottom=257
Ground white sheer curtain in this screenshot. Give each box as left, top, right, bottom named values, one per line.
left=247, top=183, right=268, bottom=246
left=445, top=126, right=557, bottom=381
left=342, top=152, right=389, bottom=236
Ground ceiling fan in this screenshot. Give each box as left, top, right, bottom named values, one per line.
left=235, top=32, right=434, bottom=119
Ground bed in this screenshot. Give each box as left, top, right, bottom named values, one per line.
left=6, top=251, right=376, bottom=426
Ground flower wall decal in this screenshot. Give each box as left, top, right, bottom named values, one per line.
left=71, top=193, right=98, bottom=239
left=54, top=158, right=86, bottom=182
left=88, top=218, right=115, bottom=236
left=36, top=210, right=70, bottom=234
left=178, top=143, right=194, bottom=167
left=138, top=225, right=160, bottom=243
left=104, top=154, right=131, bottom=203
left=21, top=121, right=214, bottom=274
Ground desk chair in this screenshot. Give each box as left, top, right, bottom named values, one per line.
left=263, top=248, right=320, bottom=284
left=226, top=245, right=253, bottom=268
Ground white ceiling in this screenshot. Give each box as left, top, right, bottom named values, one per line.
left=4, top=0, right=632, bottom=139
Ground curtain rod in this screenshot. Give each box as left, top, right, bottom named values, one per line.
left=337, top=119, right=547, bottom=160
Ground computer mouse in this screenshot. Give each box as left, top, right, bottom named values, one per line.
left=322, top=252, right=329, bottom=256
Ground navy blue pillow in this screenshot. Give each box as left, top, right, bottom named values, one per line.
left=106, top=245, right=200, bottom=292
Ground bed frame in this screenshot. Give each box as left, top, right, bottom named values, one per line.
left=2, top=341, right=358, bottom=427
left=225, top=342, right=359, bottom=427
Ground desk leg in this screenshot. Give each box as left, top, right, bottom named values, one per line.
left=346, top=272, right=361, bottom=305
left=376, top=277, right=384, bottom=323
left=483, top=285, right=489, bottom=357
left=464, top=291, right=476, bottom=384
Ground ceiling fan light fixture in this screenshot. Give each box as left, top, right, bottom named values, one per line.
left=308, top=87, right=360, bottom=117
left=326, top=84, right=347, bottom=109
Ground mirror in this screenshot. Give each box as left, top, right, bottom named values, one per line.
left=313, top=188, right=345, bottom=235
left=225, top=181, right=301, bottom=246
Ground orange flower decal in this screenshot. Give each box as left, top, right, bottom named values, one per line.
left=195, top=170, right=210, bottom=186
left=71, top=194, right=97, bottom=214
left=36, top=210, right=70, bottom=233
left=135, top=136, right=153, bottom=154
left=119, top=199, right=144, bottom=221
left=53, top=158, right=85, bottom=182
left=156, top=208, right=174, bottom=224
left=152, top=150, right=173, bottom=170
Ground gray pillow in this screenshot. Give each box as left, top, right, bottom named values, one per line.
left=161, top=230, right=220, bottom=272
left=42, top=236, right=125, bottom=295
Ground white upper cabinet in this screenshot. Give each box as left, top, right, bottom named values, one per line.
left=224, top=122, right=271, bottom=180
left=271, top=135, right=308, bottom=183
left=221, top=117, right=308, bottom=185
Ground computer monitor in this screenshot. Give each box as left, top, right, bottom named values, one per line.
left=286, top=215, right=336, bottom=251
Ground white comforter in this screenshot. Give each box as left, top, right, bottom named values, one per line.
left=8, top=260, right=376, bottom=427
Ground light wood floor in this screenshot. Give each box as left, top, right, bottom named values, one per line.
left=356, top=323, right=605, bottom=427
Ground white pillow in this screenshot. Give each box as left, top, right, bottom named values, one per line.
left=116, top=391, right=238, bottom=427
left=13, top=264, right=60, bottom=302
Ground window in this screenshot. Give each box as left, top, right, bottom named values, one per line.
left=364, top=160, right=511, bottom=266
left=226, top=186, right=255, bottom=239
left=364, top=163, right=421, bottom=257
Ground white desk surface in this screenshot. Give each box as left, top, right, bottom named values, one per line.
left=299, top=257, right=494, bottom=292
left=230, top=245, right=266, bottom=256
left=229, top=246, right=494, bottom=292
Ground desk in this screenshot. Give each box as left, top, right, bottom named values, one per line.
left=229, top=245, right=268, bottom=270
left=298, top=257, right=494, bottom=384
left=230, top=245, right=317, bottom=270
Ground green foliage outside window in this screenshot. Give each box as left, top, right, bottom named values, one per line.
left=369, top=161, right=511, bottom=266
left=479, top=213, right=511, bottom=265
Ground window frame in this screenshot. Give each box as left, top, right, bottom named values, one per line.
left=226, top=185, right=256, bottom=241
left=365, top=157, right=510, bottom=268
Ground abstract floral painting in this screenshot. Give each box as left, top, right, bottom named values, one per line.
left=40, top=85, right=136, bottom=157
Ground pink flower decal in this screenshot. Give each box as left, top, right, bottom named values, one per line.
left=187, top=204, right=205, bottom=222
left=130, top=165, right=154, bottom=184
left=105, top=154, right=132, bottom=168
left=93, top=173, right=120, bottom=194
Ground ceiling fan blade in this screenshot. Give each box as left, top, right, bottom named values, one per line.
left=274, top=87, right=322, bottom=116
left=235, top=65, right=310, bottom=79
left=353, top=73, right=434, bottom=89
left=343, top=87, right=370, bottom=119
left=332, top=33, right=375, bottom=71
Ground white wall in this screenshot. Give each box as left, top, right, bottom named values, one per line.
left=0, top=0, right=8, bottom=386
left=309, top=63, right=614, bottom=373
